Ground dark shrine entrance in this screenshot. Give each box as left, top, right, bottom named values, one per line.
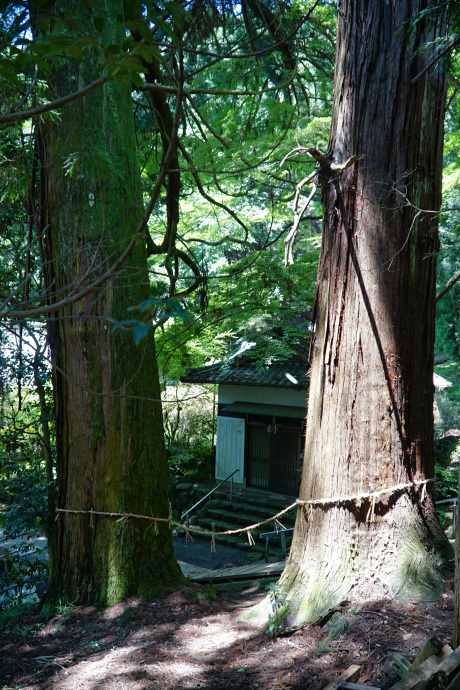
left=247, top=417, right=303, bottom=496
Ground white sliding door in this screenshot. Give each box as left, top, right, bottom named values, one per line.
left=215, top=416, right=245, bottom=482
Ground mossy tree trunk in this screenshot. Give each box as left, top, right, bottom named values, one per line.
left=42, top=0, right=183, bottom=606
left=280, top=0, right=451, bottom=628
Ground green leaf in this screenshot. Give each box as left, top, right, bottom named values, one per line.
left=0, top=65, right=23, bottom=88
left=78, top=36, right=96, bottom=48
left=115, top=71, right=130, bottom=85
left=122, top=35, right=134, bottom=52
left=80, top=0, right=94, bottom=9
left=47, top=35, right=74, bottom=49
left=125, top=20, right=153, bottom=43
left=66, top=44, right=83, bottom=60
left=106, top=62, right=121, bottom=79
left=163, top=299, right=191, bottom=320
left=165, top=1, right=190, bottom=28
left=93, top=16, right=105, bottom=32
left=153, top=17, right=178, bottom=45
left=130, top=70, right=144, bottom=88
left=133, top=322, right=152, bottom=345
left=132, top=42, right=156, bottom=63
left=29, top=54, right=51, bottom=73
left=124, top=0, right=142, bottom=21
left=33, top=14, right=50, bottom=34
left=122, top=56, right=145, bottom=72
left=12, top=51, right=30, bottom=73
left=111, top=319, right=137, bottom=333
left=105, top=43, right=121, bottom=54
left=129, top=297, right=159, bottom=313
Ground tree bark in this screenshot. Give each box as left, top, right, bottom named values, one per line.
left=42, top=0, right=183, bottom=606
left=280, top=0, right=451, bottom=628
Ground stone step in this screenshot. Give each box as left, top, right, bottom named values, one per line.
left=247, top=495, right=296, bottom=512
left=192, top=486, right=295, bottom=511
left=204, top=507, right=294, bottom=532
left=200, top=498, right=296, bottom=524
left=195, top=517, right=291, bottom=554
left=187, top=522, right=291, bottom=562
left=195, top=517, right=267, bottom=548
left=205, top=507, right=271, bottom=527
left=185, top=525, right=253, bottom=551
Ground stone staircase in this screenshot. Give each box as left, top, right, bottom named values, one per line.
left=182, top=485, right=297, bottom=561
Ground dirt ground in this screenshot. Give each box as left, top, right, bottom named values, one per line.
left=173, top=535, right=251, bottom=569
left=0, top=572, right=454, bottom=690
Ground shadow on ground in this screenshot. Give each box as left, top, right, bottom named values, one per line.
left=0, top=573, right=455, bottom=690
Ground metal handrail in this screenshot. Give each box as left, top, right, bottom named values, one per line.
left=259, top=527, right=294, bottom=562
left=259, top=527, right=294, bottom=538
left=182, top=469, right=240, bottom=524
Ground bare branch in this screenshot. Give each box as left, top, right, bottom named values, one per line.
left=280, top=145, right=312, bottom=167
left=330, top=154, right=364, bottom=171
left=180, top=235, right=259, bottom=248
left=285, top=181, right=318, bottom=266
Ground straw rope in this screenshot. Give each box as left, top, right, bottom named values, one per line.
left=55, top=477, right=433, bottom=547
left=295, top=478, right=433, bottom=509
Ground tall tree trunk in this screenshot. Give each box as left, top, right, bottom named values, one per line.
left=280, top=0, right=451, bottom=628
left=42, top=0, right=183, bottom=606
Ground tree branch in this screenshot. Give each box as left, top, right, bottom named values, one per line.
left=437, top=268, right=460, bottom=302
left=1, top=66, right=184, bottom=320
left=0, top=74, right=108, bottom=128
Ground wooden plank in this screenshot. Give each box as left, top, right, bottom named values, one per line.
left=391, top=648, right=460, bottom=690
left=389, top=653, right=411, bottom=678
left=321, top=665, right=361, bottom=690
left=336, top=681, right=380, bottom=690
left=438, top=647, right=460, bottom=678
left=178, top=561, right=210, bottom=578
left=414, top=670, right=448, bottom=690
left=390, top=656, right=441, bottom=689
left=439, top=646, right=454, bottom=663
left=445, top=669, right=460, bottom=690
left=185, top=560, right=285, bottom=582
left=410, top=638, right=444, bottom=671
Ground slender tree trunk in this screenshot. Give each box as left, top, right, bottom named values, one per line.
left=33, top=351, right=56, bottom=571
left=42, top=0, right=183, bottom=606
left=279, top=0, right=451, bottom=628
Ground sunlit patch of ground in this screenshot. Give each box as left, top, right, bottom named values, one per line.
left=0, top=580, right=454, bottom=690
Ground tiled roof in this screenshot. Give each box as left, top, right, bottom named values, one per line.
left=180, top=356, right=309, bottom=390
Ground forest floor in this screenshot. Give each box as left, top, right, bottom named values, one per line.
left=0, top=566, right=454, bottom=690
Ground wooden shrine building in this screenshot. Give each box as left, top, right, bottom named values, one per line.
left=180, top=346, right=309, bottom=496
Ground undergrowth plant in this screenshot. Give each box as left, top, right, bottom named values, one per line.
left=266, top=582, right=289, bottom=636
left=0, top=446, right=52, bottom=609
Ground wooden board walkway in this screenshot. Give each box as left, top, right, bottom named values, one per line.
left=178, top=560, right=284, bottom=582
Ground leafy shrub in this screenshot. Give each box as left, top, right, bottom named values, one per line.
left=435, top=463, right=458, bottom=501
left=0, top=451, right=51, bottom=609
left=0, top=544, right=48, bottom=610
left=163, top=383, right=216, bottom=482
left=0, top=454, right=49, bottom=539
left=168, top=440, right=215, bottom=482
